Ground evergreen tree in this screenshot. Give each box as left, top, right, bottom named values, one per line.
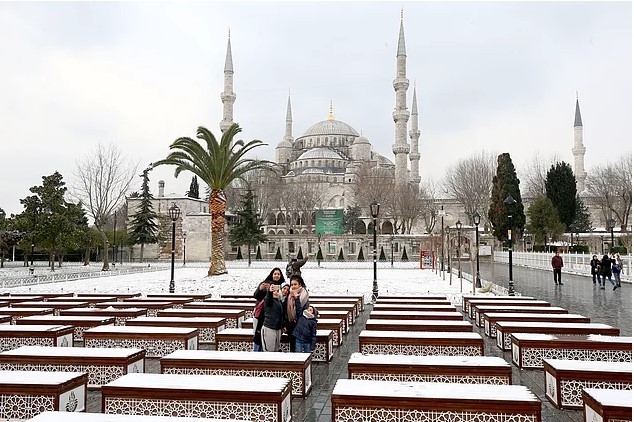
left=357, top=247, right=364, bottom=261
left=526, top=196, right=565, bottom=247
left=236, top=247, right=243, bottom=260
left=297, top=247, right=303, bottom=260
left=316, top=245, right=324, bottom=263
left=228, top=188, right=268, bottom=266
left=401, top=246, right=408, bottom=261
left=255, top=245, right=262, bottom=260
left=488, top=153, right=526, bottom=242
left=545, top=161, right=577, bottom=230
left=275, top=247, right=282, bottom=260
left=379, top=246, right=386, bottom=261
left=187, top=175, right=200, bottom=199
left=343, top=205, right=362, bottom=234
left=128, top=168, right=160, bottom=263
left=338, top=248, right=345, bottom=261
left=569, top=195, right=593, bottom=235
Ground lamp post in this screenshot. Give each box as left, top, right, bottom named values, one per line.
left=168, top=203, right=181, bottom=293
left=456, top=220, right=463, bottom=292
left=112, top=211, right=116, bottom=268
left=30, top=243, right=34, bottom=267
left=370, top=200, right=380, bottom=302
left=503, top=195, right=517, bottom=296
left=446, top=225, right=451, bottom=277
left=608, top=219, right=616, bottom=252
left=317, top=233, right=322, bottom=267
left=439, top=206, right=446, bottom=273
left=600, top=235, right=604, bottom=254
left=473, top=212, right=482, bottom=288
left=182, top=231, right=187, bottom=266
left=389, top=232, right=395, bottom=268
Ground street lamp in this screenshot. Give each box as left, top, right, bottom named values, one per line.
left=456, top=220, right=463, bottom=292
left=446, top=226, right=451, bottom=277
left=503, top=195, right=517, bottom=296
left=439, top=206, right=446, bottom=273
left=370, top=199, right=380, bottom=302
left=389, top=232, right=395, bottom=268
left=473, top=212, right=482, bottom=288
left=112, top=211, right=117, bottom=268
left=183, top=231, right=187, bottom=267
left=608, top=219, right=616, bottom=252
left=30, top=243, right=34, bottom=267
left=168, top=203, right=181, bottom=293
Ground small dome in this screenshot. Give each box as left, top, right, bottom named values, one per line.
left=276, top=140, right=292, bottom=148
left=297, top=148, right=343, bottom=161
left=353, top=135, right=370, bottom=145
left=373, top=152, right=395, bottom=166
left=300, top=119, right=360, bottom=138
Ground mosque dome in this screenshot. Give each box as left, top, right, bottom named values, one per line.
left=297, top=147, right=343, bottom=161
left=353, top=135, right=370, bottom=145
left=300, top=119, right=359, bottom=138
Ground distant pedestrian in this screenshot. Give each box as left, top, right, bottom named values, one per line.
left=286, top=256, right=308, bottom=278
left=590, top=255, right=600, bottom=284
left=551, top=251, right=564, bottom=285
left=599, top=254, right=614, bottom=290
left=611, top=253, right=622, bottom=290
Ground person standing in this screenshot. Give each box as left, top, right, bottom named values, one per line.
left=285, top=275, right=309, bottom=352
left=551, top=251, right=564, bottom=285
left=293, top=304, right=319, bottom=353
left=261, top=283, right=284, bottom=352
left=611, top=253, right=622, bottom=290
left=252, top=267, right=285, bottom=351
left=286, top=256, right=309, bottom=278
left=599, top=254, right=614, bottom=290
left=590, top=255, right=600, bottom=285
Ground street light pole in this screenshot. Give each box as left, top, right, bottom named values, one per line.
left=390, top=232, right=394, bottom=268
left=473, top=212, right=482, bottom=288
left=112, top=211, right=117, bottom=268
left=183, top=231, right=187, bottom=267
left=608, top=219, right=616, bottom=252
left=503, top=195, right=517, bottom=296
left=370, top=200, right=380, bottom=302
left=456, top=220, right=463, bottom=292
left=168, top=203, right=181, bottom=293
left=439, top=206, right=445, bottom=274
left=446, top=226, right=451, bottom=278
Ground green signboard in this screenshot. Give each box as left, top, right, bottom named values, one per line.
left=316, top=209, right=344, bottom=235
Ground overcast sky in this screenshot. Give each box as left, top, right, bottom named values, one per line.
left=0, top=1, right=631, bottom=216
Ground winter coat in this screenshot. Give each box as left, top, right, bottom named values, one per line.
left=293, top=301, right=318, bottom=350
left=612, top=257, right=622, bottom=274
left=262, top=290, right=284, bottom=330
left=286, top=257, right=308, bottom=278
left=551, top=255, right=564, bottom=270
left=600, top=255, right=612, bottom=277
left=590, top=258, right=600, bottom=274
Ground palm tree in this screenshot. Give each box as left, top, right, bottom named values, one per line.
left=153, top=123, right=274, bottom=276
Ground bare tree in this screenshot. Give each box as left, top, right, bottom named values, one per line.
left=520, top=151, right=561, bottom=198
left=585, top=155, right=632, bottom=231
left=443, top=151, right=497, bottom=226
left=392, top=183, right=424, bottom=234
left=73, top=143, right=138, bottom=271
left=420, top=176, right=441, bottom=233
left=350, top=162, right=396, bottom=218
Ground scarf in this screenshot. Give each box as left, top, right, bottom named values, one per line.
left=287, top=286, right=309, bottom=323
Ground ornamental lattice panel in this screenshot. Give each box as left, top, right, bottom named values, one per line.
left=360, top=344, right=482, bottom=356
left=350, top=373, right=508, bottom=385
left=85, top=338, right=183, bottom=358
left=0, top=337, right=54, bottom=352
left=333, top=407, right=539, bottom=422
left=104, top=397, right=279, bottom=421
left=217, top=341, right=252, bottom=352
left=520, top=347, right=632, bottom=368
left=0, top=394, right=55, bottom=420
left=560, top=381, right=631, bottom=407
left=0, top=362, right=127, bottom=387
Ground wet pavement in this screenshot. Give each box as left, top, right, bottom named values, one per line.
left=84, top=264, right=631, bottom=421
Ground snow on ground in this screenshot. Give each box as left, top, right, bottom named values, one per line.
left=1, top=261, right=482, bottom=304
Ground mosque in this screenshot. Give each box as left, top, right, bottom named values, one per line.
left=127, top=15, right=611, bottom=264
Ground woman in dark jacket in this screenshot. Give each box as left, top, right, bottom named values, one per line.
left=590, top=255, right=600, bottom=284
left=599, top=254, right=614, bottom=290
left=252, top=267, right=285, bottom=351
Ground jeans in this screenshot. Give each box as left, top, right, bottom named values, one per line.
left=295, top=340, right=312, bottom=353
left=601, top=274, right=614, bottom=287
left=613, top=271, right=621, bottom=286
left=553, top=269, right=562, bottom=283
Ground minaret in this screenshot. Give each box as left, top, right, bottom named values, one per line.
left=392, top=10, right=410, bottom=186
left=409, top=84, right=421, bottom=185
left=220, top=29, right=236, bottom=133
left=284, top=92, right=293, bottom=144
left=572, top=94, right=587, bottom=192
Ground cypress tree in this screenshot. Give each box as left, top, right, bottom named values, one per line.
left=275, top=247, right=282, bottom=260
left=357, top=247, right=364, bottom=261
left=401, top=246, right=408, bottom=261
left=379, top=246, right=386, bottom=261
left=338, top=247, right=345, bottom=261
left=236, top=247, right=243, bottom=260
left=228, top=188, right=268, bottom=266
left=297, top=247, right=303, bottom=260
left=186, top=176, right=200, bottom=199
left=488, top=153, right=526, bottom=242
left=316, top=245, right=324, bottom=262
left=255, top=245, right=262, bottom=260
left=545, top=161, right=577, bottom=230
left=128, top=168, right=160, bottom=262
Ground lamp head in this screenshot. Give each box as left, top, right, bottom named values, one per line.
left=473, top=212, right=481, bottom=226
left=168, top=203, right=181, bottom=221
left=370, top=200, right=380, bottom=218
left=608, top=218, right=616, bottom=229
left=456, top=220, right=462, bottom=230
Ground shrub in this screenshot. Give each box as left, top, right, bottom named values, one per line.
left=236, top=247, right=243, bottom=260
left=357, top=247, right=365, bottom=261
left=338, top=248, right=345, bottom=261
left=274, top=247, right=282, bottom=260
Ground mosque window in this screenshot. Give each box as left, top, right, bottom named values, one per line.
left=317, top=138, right=321, bottom=146
left=328, top=242, right=336, bottom=254
left=325, top=137, right=328, bottom=143
left=318, top=160, right=322, bottom=167
left=308, top=139, right=312, bottom=147
left=348, top=242, right=356, bottom=254
left=311, top=160, right=314, bottom=167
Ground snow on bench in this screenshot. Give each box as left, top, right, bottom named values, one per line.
left=123, top=296, right=196, bottom=309
left=495, top=321, right=620, bottom=351
left=483, top=312, right=590, bottom=338
left=471, top=305, right=568, bottom=328
left=0, top=345, right=144, bottom=387
left=242, top=317, right=345, bottom=347
left=347, top=353, right=512, bottom=384
left=318, top=310, right=350, bottom=334
left=461, top=295, right=535, bottom=317
left=158, top=307, right=245, bottom=329
left=126, top=316, right=226, bottom=344
left=215, top=328, right=334, bottom=362
left=59, top=307, right=147, bottom=326
left=77, top=292, right=140, bottom=301
left=309, top=298, right=360, bottom=317
left=310, top=294, right=365, bottom=312
left=298, top=303, right=356, bottom=326
left=15, top=315, right=115, bottom=341
left=101, top=373, right=292, bottom=422
left=358, top=330, right=484, bottom=356
left=83, top=325, right=198, bottom=358
left=147, top=293, right=211, bottom=301
left=544, top=359, right=632, bottom=409
left=160, top=349, right=312, bottom=397
left=0, top=315, right=11, bottom=324
left=372, top=303, right=458, bottom=313
left=93, top=301, right=174, bottom=317
left=0, top=306, right=56, bottom=323
left=582, top=388, right=632, bottom=422
left=10, top=301, right=91, bottom=316
left=28, top=411, right=248, bottom=422
left=331, top=379, right=541, bottom=421
left=470, top=300, right=551, bottom=325
left=0, top=370, right=87, bottom=420
left=188, top=301, right=257, bottom=319
left=374, top=298, right=451, bottom=305
left=365, top=319, right=472, bottom=333
left=0, top=324, right=74, bottom=351
left=47, top=296, right=116, bottom=307
left=369, top=310, right=464, bottom=321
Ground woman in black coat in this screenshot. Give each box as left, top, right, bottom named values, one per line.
left=599, top=254, right=614, bottom=290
